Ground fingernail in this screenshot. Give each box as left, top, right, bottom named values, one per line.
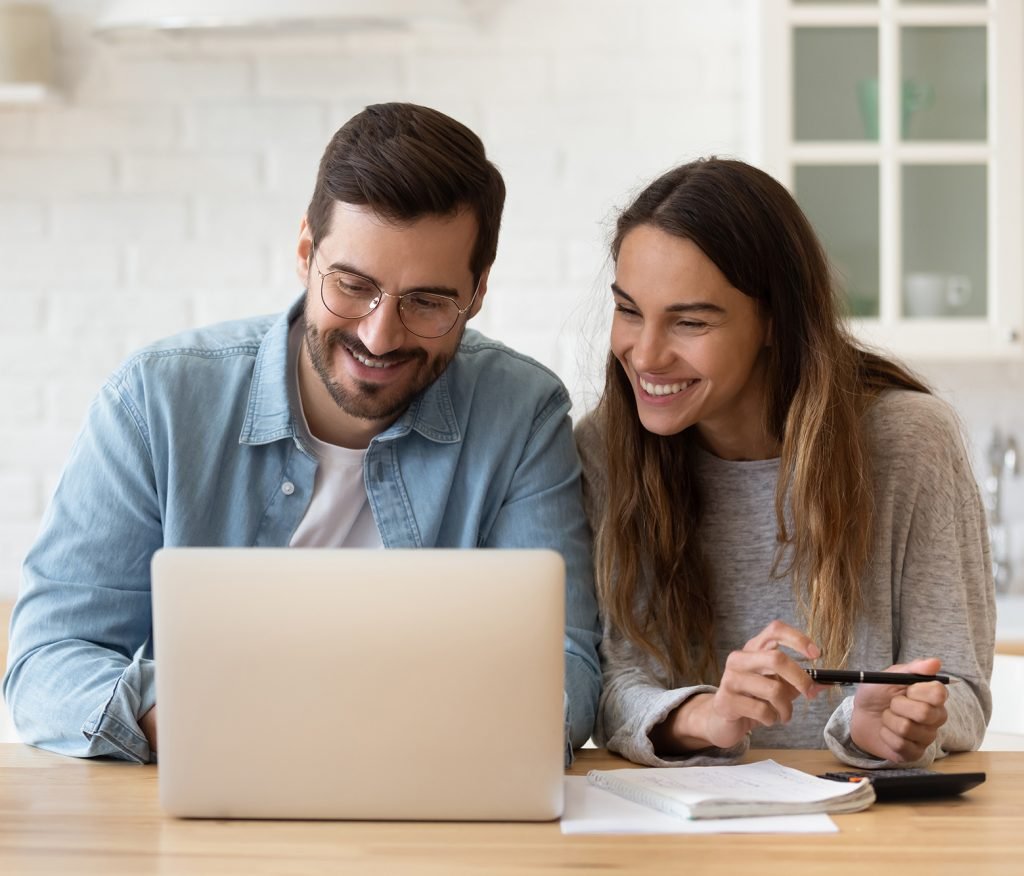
left=809, top=644, right=821, bottom=659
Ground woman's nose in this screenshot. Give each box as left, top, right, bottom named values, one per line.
left=630, top=324, right=671, bottom=374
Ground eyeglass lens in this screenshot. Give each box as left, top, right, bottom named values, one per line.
left=321, top=270, right=464, bottom=339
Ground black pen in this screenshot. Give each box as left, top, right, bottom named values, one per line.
left=805, top=669, right=952, bottom=685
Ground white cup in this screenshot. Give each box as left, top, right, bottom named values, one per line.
left=903, top=272, right=972, bottom=317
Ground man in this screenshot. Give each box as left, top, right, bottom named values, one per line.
left=3, top=103, right=601, bottom=763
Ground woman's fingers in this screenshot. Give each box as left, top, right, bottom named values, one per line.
left=877, top=724, right=930, bottom=763
left=880, top=706, right=939, bottom=747
left=744, top=619, right=821, bottom=661
left=850, top=662, right=950, bottom=762
left=725, top=646, right=818, bottom=699
left=711, top=621, right=825, bottom=733
left=884, top=687, right=948, bottom=743
left=713, top=688, right=783, bottom=727
left=717, top=651, right=814, bottom=726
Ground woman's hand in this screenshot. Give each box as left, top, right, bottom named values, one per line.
left=651, top=620, right=822, bottom=755
left=849, top=657, right=949, bottom=763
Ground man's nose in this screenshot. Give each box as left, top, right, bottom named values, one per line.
left=357, top=294, right=408, bottom=356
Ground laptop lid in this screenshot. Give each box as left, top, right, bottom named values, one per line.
left=151, top=547, right=566, bottom=821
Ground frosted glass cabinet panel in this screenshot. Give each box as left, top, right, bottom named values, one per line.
left=902, top=165, right=987, bottom=319
left=795, top=165, right=880, bottom=317
left=901, top=27, right=986, bottom=141
left=793, top=28, right=878, bottom=141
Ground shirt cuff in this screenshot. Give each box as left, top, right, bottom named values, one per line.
left=81, top=658, right=156, bottom=763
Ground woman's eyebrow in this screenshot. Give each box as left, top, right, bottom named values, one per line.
left=611, top=283, right=726, bottom=315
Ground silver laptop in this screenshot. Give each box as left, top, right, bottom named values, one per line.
left=151, top=547, right=566, bottom=821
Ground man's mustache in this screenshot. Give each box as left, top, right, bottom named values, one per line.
left=324, top=329, right=428, bottom=366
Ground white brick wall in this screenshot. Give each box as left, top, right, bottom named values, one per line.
left=913, top=360, right=1024, bottom=593
left=0, top=0, right=752, bottom=599
left=0, top=0, right=1020, bottom=602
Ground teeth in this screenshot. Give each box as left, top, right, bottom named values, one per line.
left=352, top=350, right=395, bottom=369
left=639, top=377, right=695, bottom=397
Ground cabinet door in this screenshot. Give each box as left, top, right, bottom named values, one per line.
left=793, top=26, right=878, bottom=142
left=795, top=164, right=880, bottom=317
left=902, top=164, right=986, bottom=320
left=757, top=0, right=1023, bottom=359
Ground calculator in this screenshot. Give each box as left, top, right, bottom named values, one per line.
left=817, top=768, right=986, bottom=801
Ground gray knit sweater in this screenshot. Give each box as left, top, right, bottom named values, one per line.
left=575, top=390, right=995, bottom=769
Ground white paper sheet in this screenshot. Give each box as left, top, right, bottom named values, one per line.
left=560, top=777, right=839, bottom=835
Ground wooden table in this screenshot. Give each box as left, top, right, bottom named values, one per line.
left=0, top=744, right=1020, bottom=875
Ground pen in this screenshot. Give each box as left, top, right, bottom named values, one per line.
left=805, top=669, right=951, bottom=685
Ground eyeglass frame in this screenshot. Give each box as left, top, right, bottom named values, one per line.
left=311, top=246, right=482, bottom=339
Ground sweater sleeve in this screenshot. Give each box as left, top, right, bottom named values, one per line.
left=596, top=618, right=748, bottom=766
left=823, top=394, right=995, bottom=767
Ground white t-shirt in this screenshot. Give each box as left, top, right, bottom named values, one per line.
left=287, top=319, right=383, bottom=549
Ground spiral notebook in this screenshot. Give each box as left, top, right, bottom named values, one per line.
left=587, top=759, right=876, bottom=820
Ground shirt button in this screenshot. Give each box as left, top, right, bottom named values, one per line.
left=281, top=481, right=295, bottom=496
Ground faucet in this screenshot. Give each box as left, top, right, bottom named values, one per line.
left=985, top=429, right=1020, bottom=593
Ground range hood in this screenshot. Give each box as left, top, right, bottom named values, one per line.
left=94, top=0, right=469, bottom=37
left=0, top=4, right=55, bottom=103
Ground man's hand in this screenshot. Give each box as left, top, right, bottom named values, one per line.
left=139, top=706, right=158, bottom=752
left=850, top=657, right=948, bottom=763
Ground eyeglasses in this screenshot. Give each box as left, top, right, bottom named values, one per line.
left=312, top=248, right=480, bottom=339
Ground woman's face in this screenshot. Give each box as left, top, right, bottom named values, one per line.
left=611, top=224, right=773, bottom=460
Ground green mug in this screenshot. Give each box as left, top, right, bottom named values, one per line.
left=856, top=77, right=934, bottom=139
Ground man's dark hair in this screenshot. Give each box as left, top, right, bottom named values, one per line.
left=307, top=103, right=506, bottom=283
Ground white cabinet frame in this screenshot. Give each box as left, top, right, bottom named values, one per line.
left=754, top=0, right=1023, bottom=359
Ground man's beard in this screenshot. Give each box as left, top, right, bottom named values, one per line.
left=304, top=319, right=459, bottom=423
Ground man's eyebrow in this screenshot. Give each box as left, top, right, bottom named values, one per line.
left=611, top=283, right=727, bottom=315
left=326, top=261, right=461, bottom=300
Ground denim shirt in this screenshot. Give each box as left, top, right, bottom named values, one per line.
left=3, top=296, right=601, bottom=764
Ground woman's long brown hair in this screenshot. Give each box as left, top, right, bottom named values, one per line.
left=595, top=159, right=929, bottom=685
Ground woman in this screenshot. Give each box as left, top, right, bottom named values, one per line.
left=576, top=158, right=994, bottom=768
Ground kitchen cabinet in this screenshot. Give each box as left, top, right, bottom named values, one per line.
left=756, top=0, right=1023, bottom=359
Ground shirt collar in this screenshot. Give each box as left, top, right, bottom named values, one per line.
left=239, top=293, right=462, bottom=447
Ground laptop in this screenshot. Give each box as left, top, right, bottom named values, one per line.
left=150, top=547, right=566, bottom=821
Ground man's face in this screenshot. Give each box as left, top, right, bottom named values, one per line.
left=296, top=202, right=487, bottom=445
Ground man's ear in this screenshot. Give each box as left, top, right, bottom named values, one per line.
left=468, top=266, right=491, bottom=320
left=295, top=215, right=314, bottom=287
